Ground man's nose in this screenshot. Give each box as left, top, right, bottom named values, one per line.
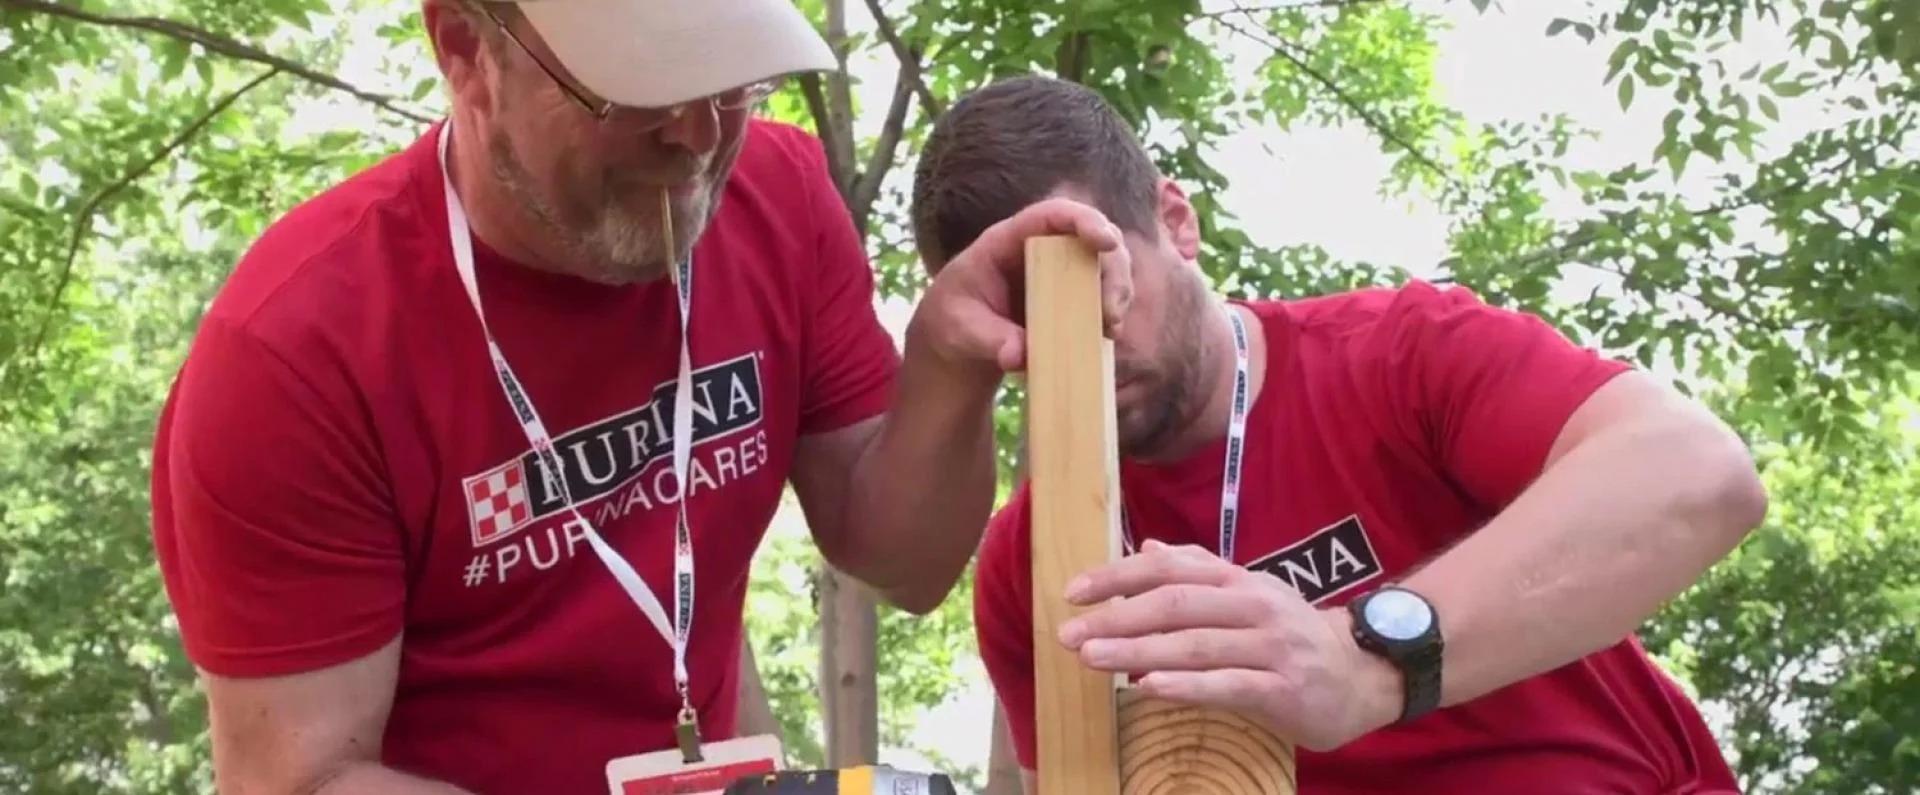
left=652, top=99, right=721, bottom=155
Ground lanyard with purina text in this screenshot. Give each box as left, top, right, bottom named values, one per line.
left=435, top=124, right=706, bottom=762
left=1119, top=304, right=1251, bottom=563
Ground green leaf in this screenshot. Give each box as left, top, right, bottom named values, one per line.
left=1695, top=130, right=1725, bottom=160
left=1618, top=74, right=1637, bottom=109
left=1607, top=39, right=1639, bottom=82
left=1547, top=18, right=1572, bottom=37
left=159, top=40, right=190, bottom=82
left=1759, top=94, right=1780, bottom=120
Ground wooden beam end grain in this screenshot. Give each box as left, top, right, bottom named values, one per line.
left=1117, top=690, right=1298, bottom=794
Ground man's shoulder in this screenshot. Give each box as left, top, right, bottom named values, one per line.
left=702, top=117, right=843, bottom=261
left=1251, top=279, right=1550, bottom=364
left=733, top=117, right=831, bottom=188
left=1256, top=279, right=1493, bottom=333
left=206, top=128, right=439, bottom=336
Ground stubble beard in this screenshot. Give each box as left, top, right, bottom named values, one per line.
left=487, top=123, right=719, bottom=286
left=1115, top=275, right=1213, bottom=460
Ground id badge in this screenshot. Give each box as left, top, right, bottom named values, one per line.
left=605, top=734, right=784, bottom=795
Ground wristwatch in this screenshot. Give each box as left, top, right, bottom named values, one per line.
left=1346, top=586, right=1445, bottom=723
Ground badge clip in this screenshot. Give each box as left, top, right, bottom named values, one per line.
left=676, top=702, right=704, bottom=763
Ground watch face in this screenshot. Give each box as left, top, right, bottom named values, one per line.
left=1363, top=589, right=1433, bottom=642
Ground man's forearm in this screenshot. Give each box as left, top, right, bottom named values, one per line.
left=221, top=759, right=470, bottom=794
left=1394, top=410, right=1766, bottom=710
left=840, top=331, right=1001, bottom=613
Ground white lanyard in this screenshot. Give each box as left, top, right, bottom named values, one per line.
left=435, top=125, right=702, bottom=743
left=1121, top=305, right=1251, bottom=563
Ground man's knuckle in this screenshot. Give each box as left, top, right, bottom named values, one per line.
left=1145, top=553, right=1177, bottom=578
left=1161, top=585, right=1190, bottom=616
left=1189, top=633, right=1220, bottom=666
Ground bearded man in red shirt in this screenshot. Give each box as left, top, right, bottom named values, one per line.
left=148, top=3, right=1133, bottom=793
left=912, top=76, right=1767, bottom=794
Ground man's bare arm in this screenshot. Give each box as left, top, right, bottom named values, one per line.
left=788, top=336, right=1000, bottom=615
left=790, top=199, right=1130, bottom=616
left=204, top=635, right=473, bottom=794
left=1053, top=370, right=1769, bottom=752
left=1395, top=370, right=1768, bottom=709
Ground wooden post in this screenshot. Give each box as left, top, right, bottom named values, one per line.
left=1116, top=690, right=1297, bottom=791
left=736, top=638, right=782, bottom=743
left=1024, top=235, right=1297, bottom=795
left=819, top=566, right=878, bottom=767
left=1025, top=235, right=1123, bottom=795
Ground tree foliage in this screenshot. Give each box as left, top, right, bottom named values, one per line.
left=1643, top=392, right=1920, bottom=794
left=0, top=0, right=1913, bottom=792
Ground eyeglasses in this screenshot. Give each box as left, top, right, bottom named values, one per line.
left=481, top=6, right=779, bottom=124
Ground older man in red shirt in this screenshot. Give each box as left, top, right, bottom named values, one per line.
left=148, top=3, right=1131, bottom=793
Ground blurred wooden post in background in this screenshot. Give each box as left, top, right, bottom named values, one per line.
left=820, top=570, right=879, bottom=767
left=736, top=639, right=782, bottom=741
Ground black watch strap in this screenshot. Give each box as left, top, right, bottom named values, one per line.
left=1398, top=643, right=1443, bottom=722
left=1348, top=588, right=1445, bottom=724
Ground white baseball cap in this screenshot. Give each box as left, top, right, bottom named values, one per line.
left=510, top=0, right=836, bottom=108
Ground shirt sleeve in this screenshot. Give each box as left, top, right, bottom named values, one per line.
left=794, top=131, right=901, bottom=435
left=1380, top=282, right=1633, bottom=511
left=972, top=487, right=1040, bottom=769
left=151, top=315, right=404, bottom=678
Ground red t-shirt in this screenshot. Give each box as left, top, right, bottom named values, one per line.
left=150, top=119, right=900, bottom=792
left=974, top=284, right=1740, bottom=793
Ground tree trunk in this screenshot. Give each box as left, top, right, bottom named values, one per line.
left=985, top=702, right=1023, bottom=794
left=736, top=637, right=782, bottom=741
left=808, top=0, right=882, bottom=770
left=819, top=566, right=879, bottom=766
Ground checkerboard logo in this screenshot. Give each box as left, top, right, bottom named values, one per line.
left=458, top=353, right=767, bottom=553
left=466, top=462, right=534, bottom=546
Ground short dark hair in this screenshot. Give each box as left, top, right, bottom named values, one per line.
left=909, top=75, right=1162, bottom=270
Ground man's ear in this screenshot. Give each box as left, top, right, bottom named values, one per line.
left=422, top=0, right=493, bottom=112
left=1156, top=178, right=1201, bottom=261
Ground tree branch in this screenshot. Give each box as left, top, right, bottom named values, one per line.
left=796, top=72, right=854, bottom=205
left=1583, top=254, right=1789, bottom=333
left=1210, top=11, right=1456, bottom=186
left=861, top=0, right=943, bottom=116
left=0, top=0, right=434, bottom=124
left=6, top=67, right=282, bottom=383
left=1499, top=152, right=1860, bottom=282
left=1055, top=30, right=1092, bottom=84
left=822, top=0, right=859, bottom=199
left=1194, top=0, right=1388, bottom=21
left=849, top=57, right=916, bottom=238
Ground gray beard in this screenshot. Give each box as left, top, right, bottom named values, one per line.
left=487, top=129, right=715, bottom=286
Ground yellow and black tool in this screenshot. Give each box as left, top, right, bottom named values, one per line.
left=723, top=765, right=956, bottom=795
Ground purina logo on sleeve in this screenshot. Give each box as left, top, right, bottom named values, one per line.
left=1245, top=514, right=1384, bottom=604
left=461, top=352, right=767, bottom=549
